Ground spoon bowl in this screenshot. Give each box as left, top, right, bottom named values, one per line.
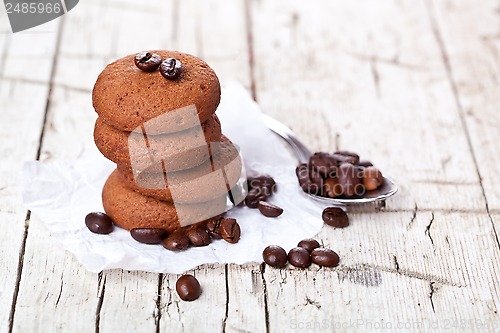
left=262, top=114, right=398, bottom=205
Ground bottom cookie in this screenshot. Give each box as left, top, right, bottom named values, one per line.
left=102, top=169, right=227, bottom=233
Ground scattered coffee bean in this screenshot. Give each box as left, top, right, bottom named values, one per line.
left=337, top=163, right=362, bottom=196
left=160, top=58, right=182, bottom=80
left=162, top=231, right=190, bottom=251
left=186, top=228, right=211, bottom=247
left=247, top=175, right=277, bottom=196
left=262, top=245, right=288, bottom=268
left=311, top=248, right=340, bottom=267
left=358, top=160, right=373, bottom=168
left=176, top=274, right=202, bottom=301
left=130, top=228, right=168, bottom=244
left=220, top=218, right=241, bottom=243
left=362, top=166, right=384, bottom=191
left=288, top=247, right=312, bottom=268
left=322, top=207, right=349, bottom=228
left=258, top=201, right=284, bottom=217
left=134, top=52, right=162, bottom=72
left=245, top=188, right=267, bottom=208
left=297, top=239, right=320, bottom=253
left=309, top=152, right=338, bottom=177
left=332, top=151, right=360, bottom=165
left=85, top=212, right=114, bottom=234
left=205, top=218, right=223, bottom=239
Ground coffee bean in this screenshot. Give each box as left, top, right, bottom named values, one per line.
left=322, top=207, right=349, bottom=228
left=309, top=152, right=338, bottom=177
left=332, top=151, right=360, bottom=165
left=162, top=231, right=190, bottom=251
left=297, top=239, right=320, bottom=253
left=288, top=247, right=311, bottom=268
left=262, top=245, right=288, bottom=268
left=220, top=218, right=241, bottom=243
left=186, top=228, right=211, bottom=247
left=130, top=228, right=168, bottom=244
left=337, top=163, right=362, bottom=196
left=176, top=274, right=202, bottom=301
left=160, top=58, right=182, bottom=80
left=245, top=188, right=267, bottom=208
left=85, top=212, right=114, bottom=234
left=247, top=175, right=277, bottom=196
left=323, top=177, right=342, bottom=198
left=258, top=201, right=284, bottom=217
left=311, top=248, right=340, bottom=267
left=308, top=167, right=324, bottom=194
left=358, top=160, right=373, bottom=168
left=206, top=218, right=223, bottom=239
left=362, top=166, right=384, bottom=191
left=296, top=164, right=321, bottom=195
left=134, top=52, right=162, bottom=72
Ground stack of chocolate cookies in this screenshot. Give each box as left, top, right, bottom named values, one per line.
left=91, top=50, right=243, bottom=245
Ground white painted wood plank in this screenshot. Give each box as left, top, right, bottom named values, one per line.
left=250, top=0, right=486, bottom=212
left=428, top=0, right=500, bottom=211
left=0, top=80, right=48, bottom=333
left=98, top=271, right=159, bottom=332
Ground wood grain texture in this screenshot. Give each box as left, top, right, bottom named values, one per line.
left=427, top=0, right=500, bottom=212
left=0, top=79, right=48, bottom=333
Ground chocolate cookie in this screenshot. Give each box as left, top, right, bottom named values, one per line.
left=117, top=136, right=242, bottom=203
left=92, top=50, right=221, bottom=134
left=102, top=169, right=227, bottom=232
left=94, top=114, right=222, bottom=173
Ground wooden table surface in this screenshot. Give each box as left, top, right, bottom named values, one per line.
left=1, top=0, right=500, bottom=332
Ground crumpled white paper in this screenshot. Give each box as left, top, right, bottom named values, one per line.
left=22, top=83, right=326, bottom=274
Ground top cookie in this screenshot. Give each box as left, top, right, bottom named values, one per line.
left=92, top=50, right=221, bottom=134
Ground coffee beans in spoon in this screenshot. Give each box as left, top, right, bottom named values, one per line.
left=295, top=150, right=384, bottom=198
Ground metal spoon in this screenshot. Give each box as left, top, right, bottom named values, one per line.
left=262, top=114, right=398, bottom=205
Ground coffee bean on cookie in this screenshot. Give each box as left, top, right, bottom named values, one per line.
left=176, top=274, right=202, bottom=301
left=322, top=207, right=349, bottom=228
left=160, top=58, right=182, bottom=80
left=220, top=218, right=241, bottom=244
left=288, top=247, right=312, bottom=268
left=130, top=228, right=168, bottom=244
left=134, top=52, right=162, bottom=72
left=258, top=201, right=283, bottom=217
left=362, top=166, right=384, bottom=191
left=186, top=228, right=211, bottom=247
left=297, top=239, right=320, bottom=253
left=262, top=245, right=288, bottom=268
left=85, top=212, right=114, bottom=234
left=311, top=248, right=340, bottom=267
left=163, top=231, right=190, bottom=251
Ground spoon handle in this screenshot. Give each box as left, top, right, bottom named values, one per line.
left=262, top=114, right=312, bottom=164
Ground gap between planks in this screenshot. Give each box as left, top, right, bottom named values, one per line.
left=7, top=17, right=65, bottom=333
left=424, top=0, right=500, bottom=252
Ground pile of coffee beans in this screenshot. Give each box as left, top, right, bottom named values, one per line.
left=262, top=239, right=340, bottom=269
left=134, top=51, right=183, bottom=80
left=244, top=175, right=284, bottom=217
left=296, top=151, right=384, bottom=198
left=176, top=274, right=202, bottom=301
left=85, top=212, right=242, bottom=249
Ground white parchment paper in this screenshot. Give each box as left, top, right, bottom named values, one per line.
left=22, top=83, right=326, bottom=274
